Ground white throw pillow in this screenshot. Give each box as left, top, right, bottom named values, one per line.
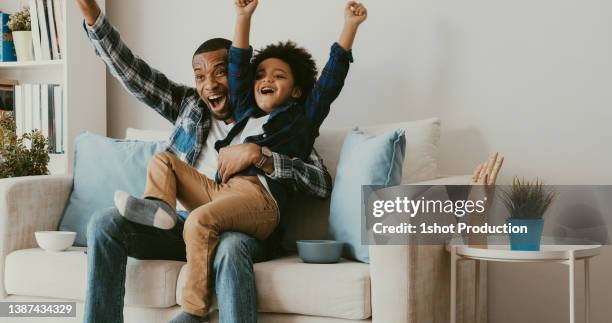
left=315, top=118, right=441, bottom=183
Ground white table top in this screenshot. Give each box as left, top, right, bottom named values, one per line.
left=446, top=236, right=602, bottom=262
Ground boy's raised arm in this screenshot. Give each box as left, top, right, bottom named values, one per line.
left=229, top=0, right=259, bottom=120
left=233, top=0, right=258, bottom=49
left=338, top=1, right=368, bottom=51
left=305, top=1, right=367, bottom=127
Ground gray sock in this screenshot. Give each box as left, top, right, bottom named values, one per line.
left=114, top=191, right=177, bottom=229
left=168, top=311, right=210, bottom=323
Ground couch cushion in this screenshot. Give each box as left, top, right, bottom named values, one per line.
left=4, top=248, right=184, bottom=308
left=59, top=132, right=166, bottom=246
left=315, top=118, right=440, bottom=183
left=281, top=118, right=441, bottom=251
left=328, top=128, right=406, bottom=263
left=5, top=250, right=370, bottom=319
left=177, top=256, right=371, bottom=320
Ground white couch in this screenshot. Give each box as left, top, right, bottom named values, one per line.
left=0, top=119, right=484, bottom=323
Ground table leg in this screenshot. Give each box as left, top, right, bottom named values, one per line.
left=475, top=259, right=480, bottom=323
left=569, top=250, right=575, bottom=323
left=451, top=246, right=457, bottom=323
left=585, top=258, right=590, bottom=323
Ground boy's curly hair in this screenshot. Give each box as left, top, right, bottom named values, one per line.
left=252, top=41, right=318, bottom=103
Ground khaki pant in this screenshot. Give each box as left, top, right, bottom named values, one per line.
left=143, top=151, right=279, bottom=316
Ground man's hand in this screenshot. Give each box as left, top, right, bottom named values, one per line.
left=76, top=0, right=102, bottom=26
left=217, top=143, right=261, bottom=183
left=235, top=0, right=258, bottom=18
left=345, top=1, right=367, bottom=27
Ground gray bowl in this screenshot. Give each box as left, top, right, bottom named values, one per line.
left=296, top=240, right=343, bottom=264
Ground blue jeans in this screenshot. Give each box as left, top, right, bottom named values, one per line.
left=84, top=207, right=269, bottom=323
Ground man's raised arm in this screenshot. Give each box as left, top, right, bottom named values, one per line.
left=76, top=0, right=101, bottom=26
left=76, top=0, right=190, bottom=124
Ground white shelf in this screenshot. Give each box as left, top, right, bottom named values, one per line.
left=3, top=0, right=107, bottom=175
left=0, top=60, right=64, bottom=69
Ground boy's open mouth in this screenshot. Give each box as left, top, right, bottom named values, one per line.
left=207, top=94, right=227, bottom=110
left=260, top=87, right=275, bottom=95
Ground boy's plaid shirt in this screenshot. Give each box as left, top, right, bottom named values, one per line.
left=84, top=13, right=332, bottom=199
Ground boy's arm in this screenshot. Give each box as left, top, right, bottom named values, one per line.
left=229, top=0, right=259, bottom=120
left=305, top=1, right=367, bottom=128
left=79, top=1, right=189, bottom=123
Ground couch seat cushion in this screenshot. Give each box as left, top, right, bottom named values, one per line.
left=177, top=256, right=371, bottom=320
left=4, top=248, right=184, bottom=308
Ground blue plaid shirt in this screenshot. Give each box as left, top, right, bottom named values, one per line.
left=84, top=13, right=332, bottom=199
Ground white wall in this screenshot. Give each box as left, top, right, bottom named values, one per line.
left=104, top=1, right=612, bottom=322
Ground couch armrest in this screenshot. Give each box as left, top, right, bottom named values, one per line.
left=0, top=175, right=73, bottom=297
left=369, top=174, right=482, bottom=323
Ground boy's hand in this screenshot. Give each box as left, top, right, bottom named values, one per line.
left=345, top=1, right=367, bottom=26
left=235, top=0, right=258, bottom=18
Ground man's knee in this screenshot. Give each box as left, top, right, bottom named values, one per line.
left=86, top=207, right=130, bottom=243
left=213, top=232, right=253, bottom=270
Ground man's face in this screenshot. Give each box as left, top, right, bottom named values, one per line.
left=193, top=49, right=231, bottom=120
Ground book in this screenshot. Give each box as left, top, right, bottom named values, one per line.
left=14, top=85, right=23, bottom=137
left=53, top=85, right=62, bottom=153
left=32, top=84, right=41, bottom=132
left=0, top=80, right=17, bottom=112
left=52, top=0, right=65, bottom=58
left=41, top=84, right=50, bottom=140
left=29, top=0, right=43, bottom=61
left=46, top=0, right=60, bottom=60
left=0, top=12, right=17, bottom=62
left=36, top=0, right=52, bottom=60
left=47, top=84, right=55, bottom=152
left=23, top=84, right=32, bottom=146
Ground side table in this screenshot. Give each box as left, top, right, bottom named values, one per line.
left=446, top=241, right=601, bottom=323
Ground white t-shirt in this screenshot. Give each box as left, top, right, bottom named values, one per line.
left=237, top=115, right=272, bottom=195
left=194, top=118, right=233, bottom=179
left=194, top=115, right=273, bottom=197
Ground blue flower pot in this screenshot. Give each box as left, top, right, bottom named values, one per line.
left=506, top=218, right=544, bottom=251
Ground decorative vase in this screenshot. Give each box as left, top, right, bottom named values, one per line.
left=506, top=218, right=544, bottom=251
left=12, top=31, right=33, bottom=62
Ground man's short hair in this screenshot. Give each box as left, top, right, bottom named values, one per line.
left=252, top=41, right=318, bottom=103
left=193, top=38, right=232, bottom=57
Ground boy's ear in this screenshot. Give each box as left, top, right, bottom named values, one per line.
left=291, top=87, right=303, bottom=99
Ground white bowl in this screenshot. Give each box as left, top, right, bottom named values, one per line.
left=34, top=231, right=76, bottom=252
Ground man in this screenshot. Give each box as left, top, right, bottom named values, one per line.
left=76, top=1, right=333, bottom=322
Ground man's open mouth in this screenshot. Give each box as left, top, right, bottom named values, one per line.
left=207, top=94, right=227, bottom=110
left=260, top=87, right=275, bottom=95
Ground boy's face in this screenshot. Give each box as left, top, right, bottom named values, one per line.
left=254, top=58, right=302, bottom=113
left=193, top=49, right=232, bottom=120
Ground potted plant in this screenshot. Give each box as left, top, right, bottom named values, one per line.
left=501, top=177, right=555, bottom=251
left=7, top=7, right=33, bottom=62
left=0, top=114, right=49, bottom=178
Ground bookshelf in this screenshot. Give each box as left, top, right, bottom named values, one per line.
left=0, top=0, right=106, bottom=175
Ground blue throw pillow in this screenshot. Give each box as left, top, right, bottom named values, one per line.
left=59, top=132, right=166, bottom=246
left=328, top=128, right=406, bottom=263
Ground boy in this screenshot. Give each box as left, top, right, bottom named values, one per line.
left=218, top=0, right=367, bottom=177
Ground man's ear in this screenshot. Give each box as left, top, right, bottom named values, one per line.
left=291, top=87, right=302, bottom=99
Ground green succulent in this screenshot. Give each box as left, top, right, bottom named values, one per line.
left=0, top=113, right=49, bottom=178
left=500, top=177, right=555, bottom=219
